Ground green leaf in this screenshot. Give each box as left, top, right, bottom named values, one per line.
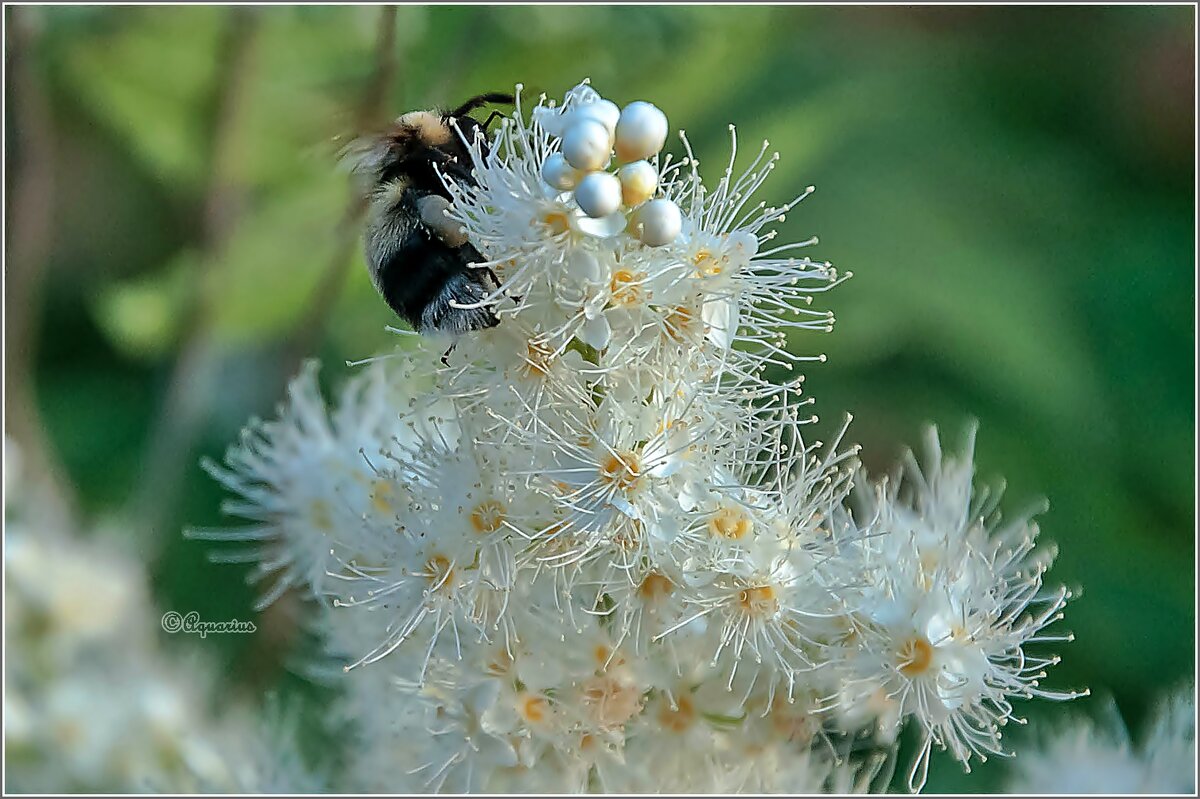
left=59, top=7, right=223, bottom=187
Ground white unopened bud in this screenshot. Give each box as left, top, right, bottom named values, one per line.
left=542, top=152, right=582, bottom=191
left=574, top=172, right=622, bottom=219
left=615, top=101, right=668, bottom=163
left=617, top=161, right=658, bottom=207
left=632, top=198, right=681, bottom=246
left=561, top=119, right=612, bottom=171
left=572, top=99, right=621, bottom=136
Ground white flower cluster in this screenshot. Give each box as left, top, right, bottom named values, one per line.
left=536, top=89, right=680, bottom=246
left=1006, top=687, right=1195, bottom=794
left=3, top=439, right=319, bottom=794
left=203, top=80, right=1082, bottom=792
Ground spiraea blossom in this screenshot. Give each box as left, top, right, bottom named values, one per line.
left=822, top=426, right=1087, bottom=790
left=202, top=80, right=1082, bottom=792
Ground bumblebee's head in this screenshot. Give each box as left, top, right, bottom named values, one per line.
left=394, top=92, right=512, bottom=152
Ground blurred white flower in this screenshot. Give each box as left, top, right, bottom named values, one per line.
left=4, top=442, right=320, bottom=794
left=1006, top=687, right=1196, bottom=794
left=195, top=358, right=455, bottom=607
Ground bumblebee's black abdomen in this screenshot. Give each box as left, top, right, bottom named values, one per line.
left=375, top=232, right=499, bottom=336
left=375, top=231, right=450, bottom=323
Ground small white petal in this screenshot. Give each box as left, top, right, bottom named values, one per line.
left=578, top=311, right=611, bottom=350
left=574, top=209, right=627, bottom=238
left=564, top=250, right=602, bottom=283
left=702, top=296, right=739, bottom=350
left=727, top=229, right=759, bottom=261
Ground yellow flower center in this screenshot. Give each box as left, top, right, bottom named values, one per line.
left=486, top=647, right=513, bottom=676
left=663, top=305, right=697, bottom=341
left=769, top=697, right=815, bottom=744
left=599, top=450, right=641, bottom=492
left=658, top=694, right=696, bottom=733
left=835, top=614, right=860, bottom=644
left=581, top=675, right=643, bottom=728
left=518, top=693, right=549, bottom=724
left=692, top=248, right=727, bottom=277
left=424, top=555, right=454, bottom=592
left=638, top=572, right=674, bottom=602
left=708, top=506, right=753, bottom=540
left=610, top=269, right=646, bottom=306
left=737, top=584, right=778, bottom=617
left=523, top=338, right=555, bottom=377
left=541, top=209, right=572, bottom=235
left=918, top=550, right=939, bottom=591
left=469, top=499, right=506, bottom=534
left=371, top=479, right=395, bottom=515
left=612, top=519, right=643, bottom=551
left=898, top=635, right=935, bottom=677
left=309, top=499, right=333, bottom=532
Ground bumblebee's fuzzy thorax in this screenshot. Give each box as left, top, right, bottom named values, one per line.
left=396, top=110, right=453, bottom=147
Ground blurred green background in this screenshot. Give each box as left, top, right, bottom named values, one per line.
left=5, top=5, right=1194, bottom=792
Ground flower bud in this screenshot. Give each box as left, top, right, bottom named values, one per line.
left=574, top=172, right=622, bottom=219
left=572, top=99, right=620, bottom=136
left=542, top=153, right=582, bottom=191
left=617, top=161, right=658, bottom=207
left=633, top=198, right=681, bottom=246
left=561, top=119, right=612, bottom=171
left=615, top=101, right=668, bottom=163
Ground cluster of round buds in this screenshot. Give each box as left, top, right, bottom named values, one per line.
left=539, top=93, right=682, bottom=246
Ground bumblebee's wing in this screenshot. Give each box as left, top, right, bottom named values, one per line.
left=337, top=132, right=393, bottom=197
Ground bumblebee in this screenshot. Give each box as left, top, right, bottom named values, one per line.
left=348, top=92, right=514, bottom=360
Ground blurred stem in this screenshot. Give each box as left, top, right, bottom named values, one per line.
left=279, top=5, right=399, bottom=374
left=244, top=6, right=402, bottom=688
left=127, top=7, right=260, bottom=554
left=4, top=8, right=79, bottom=532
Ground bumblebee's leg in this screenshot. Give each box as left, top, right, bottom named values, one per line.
left=417, top=195, right=468, bottom=248
left=481, top=265, right=522, bottom=305
left=481, top=110, right=505, bottom=132
left=408, top=144, right=474, bottom=197
left=441, top=343, right=456, bottom=367
left=449, top=92, right=515, bottom=118
left=421, top=269, right=502, bottom=336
